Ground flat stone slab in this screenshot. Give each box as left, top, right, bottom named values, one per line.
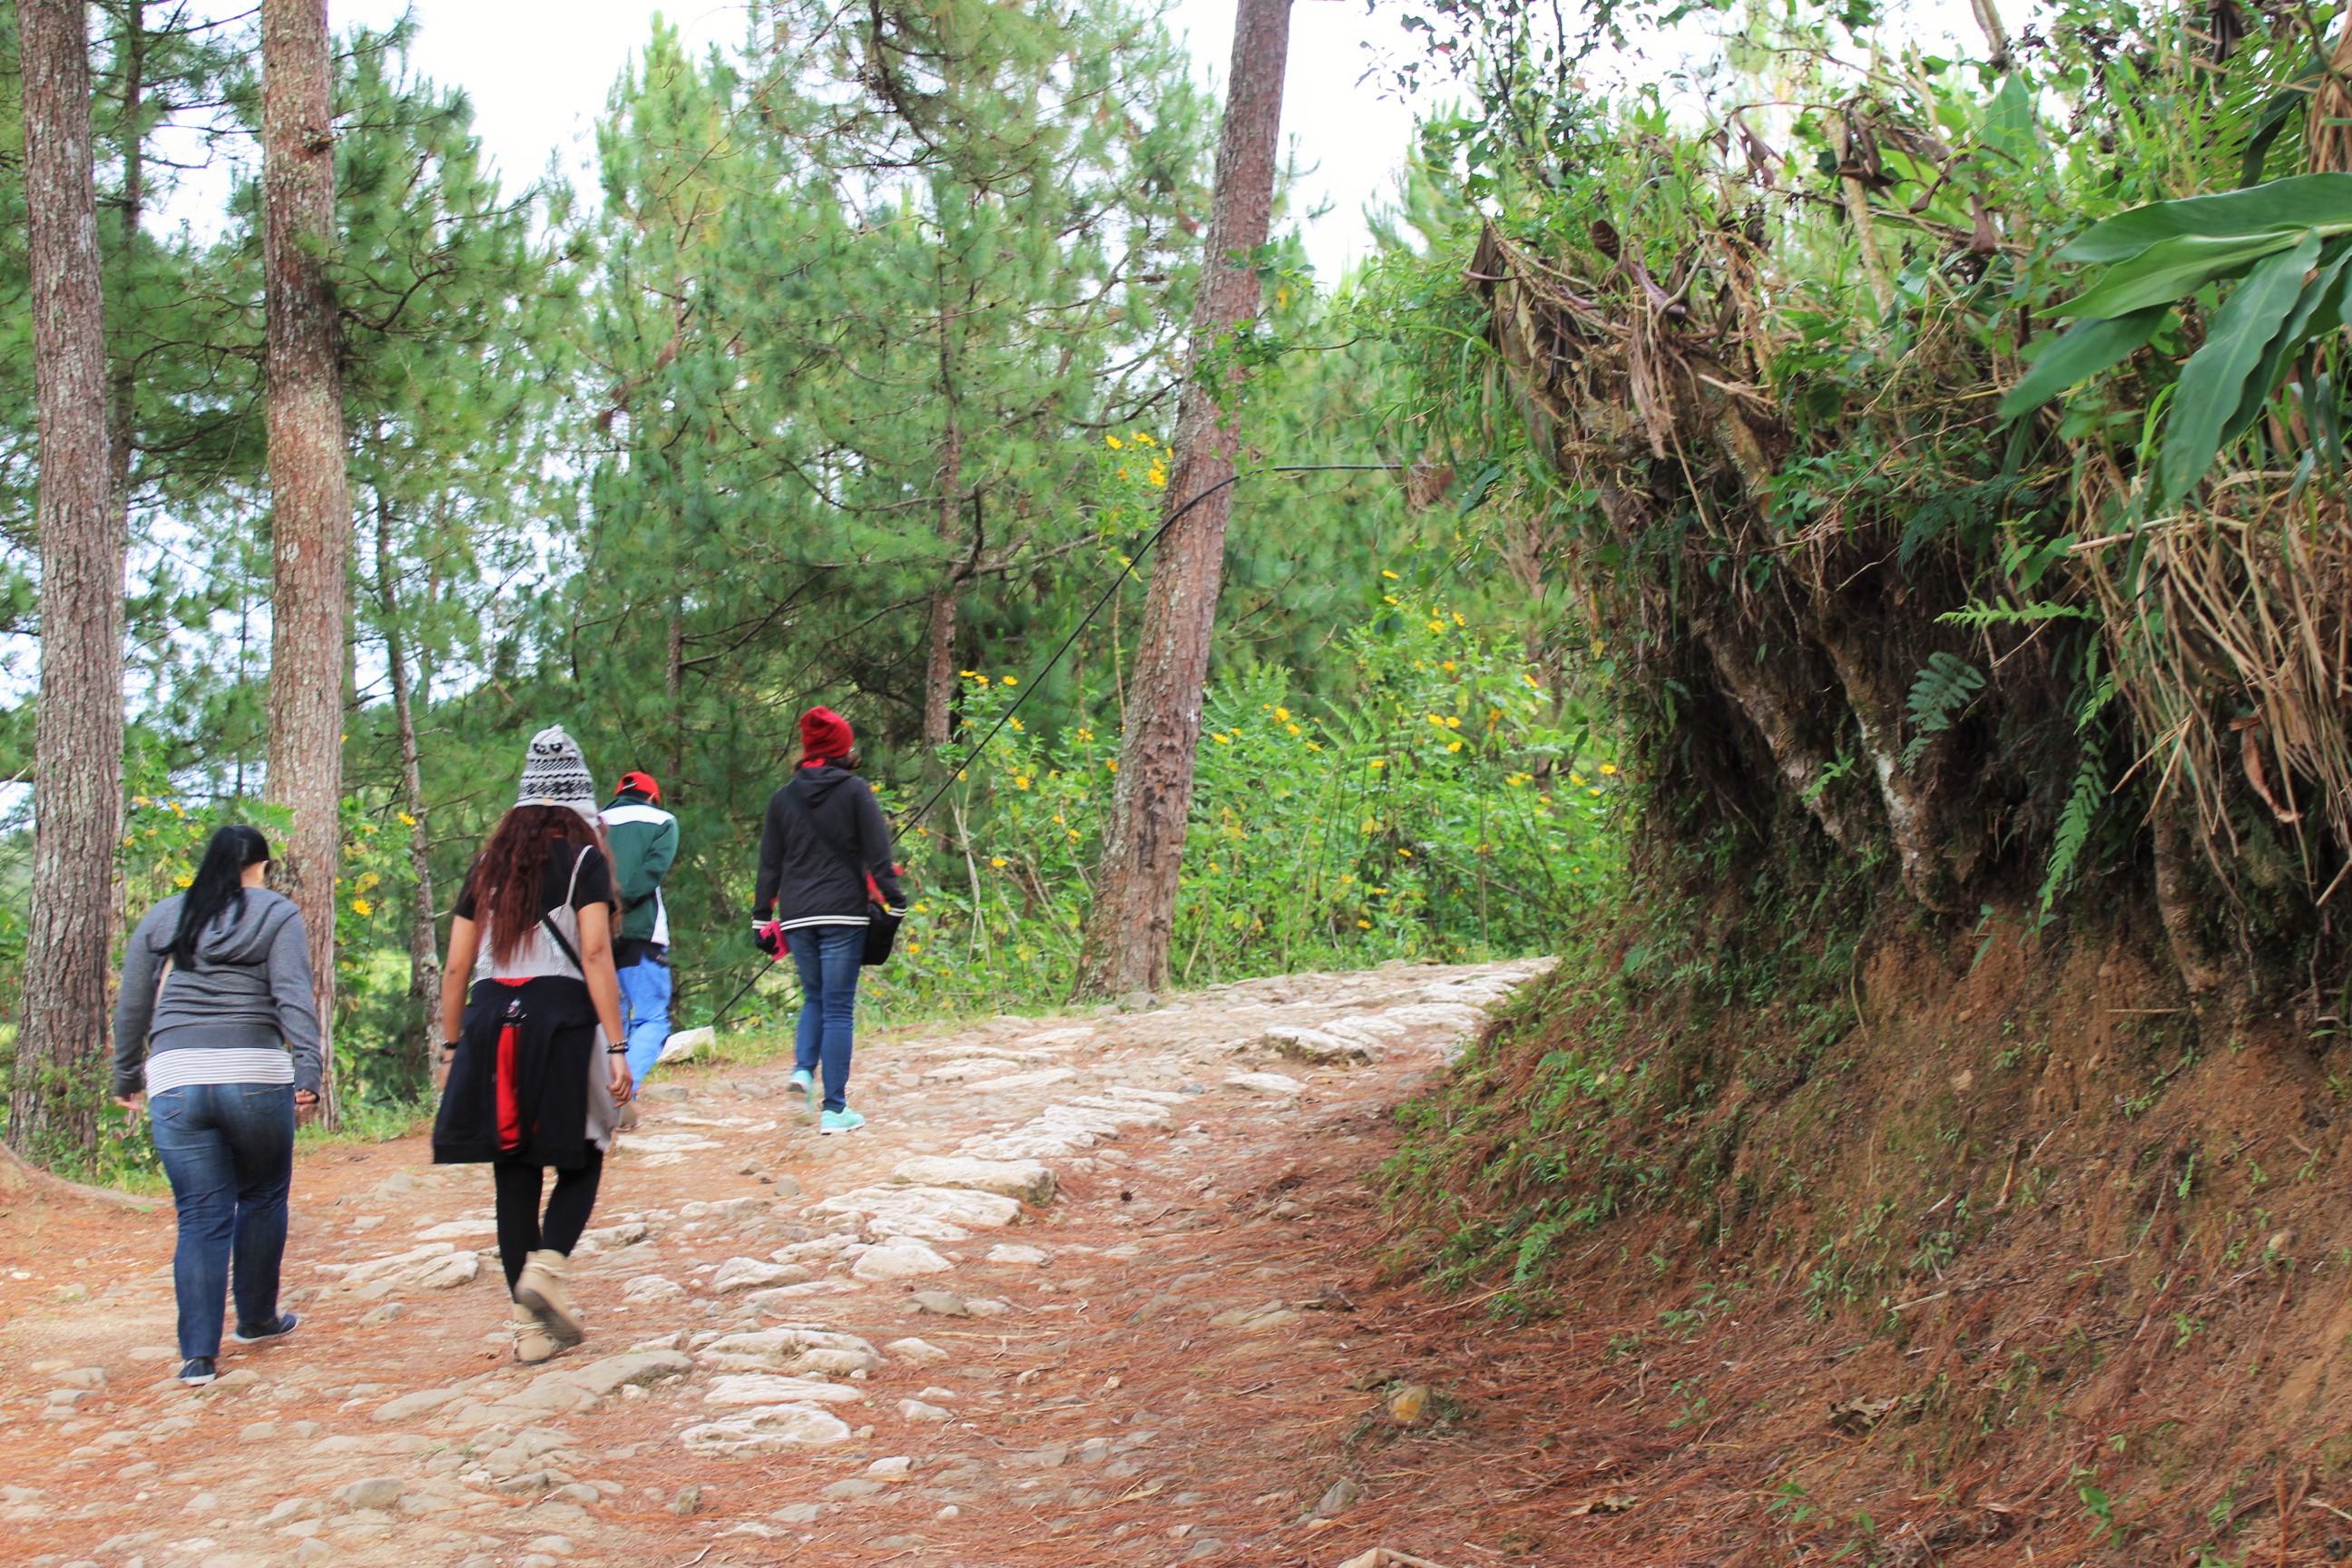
left=890, top=1156, right=1056, bottom=1205
left=679, top=1402, right=852, bottom=1455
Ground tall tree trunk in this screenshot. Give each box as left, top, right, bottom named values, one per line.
left=261, top=0, right=348, bottom=1127
left=372, top=485, right=439, bottom=1086
left=10, top=0, right=124, bottom=1161
left=1073, top=0, right=1291, bottom=999
left=922, top=281, right=965, bottom=753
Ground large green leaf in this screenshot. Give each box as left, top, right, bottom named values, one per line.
left=2059, top=173, right=2352, bottom=265
left=1997, top=307, right=2166, bottom=420
left=2061, top=230, right=2308, bottom=318
left=2222, top=237, right=2352, bottom=444
left=2157, top=230, right=2322, bottom=505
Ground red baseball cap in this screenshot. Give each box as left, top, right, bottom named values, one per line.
left=614, top=770, right=662, bottom=803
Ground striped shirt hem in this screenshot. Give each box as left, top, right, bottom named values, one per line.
left=146, top=1048, right=295, bottom=1093
left=774, top=915, right=871, bottom=931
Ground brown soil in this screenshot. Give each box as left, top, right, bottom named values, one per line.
left=1399, top=901, right=2352, bottom=1565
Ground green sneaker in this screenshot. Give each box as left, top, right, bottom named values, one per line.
left=790, top=1069, right=817, bottom=1118
left=818, top=1108, right=866, bottom=1135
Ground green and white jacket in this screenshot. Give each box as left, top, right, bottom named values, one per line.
left=600, top=792, right=679, bottom=951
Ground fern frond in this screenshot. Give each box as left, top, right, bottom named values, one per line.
left=1937, top=599, right=2096, bottom=630
left=2037, top=750, right=2107, bottom=916
left=1902, top=652, right=1987, bottom=766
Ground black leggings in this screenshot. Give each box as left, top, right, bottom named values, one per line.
left=493, top=1148, right=603, bottom=1292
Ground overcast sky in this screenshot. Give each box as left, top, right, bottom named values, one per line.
left=328, top=0, right=1438, bottom=279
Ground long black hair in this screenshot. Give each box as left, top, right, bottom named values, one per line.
left=172, top=825, right=271, bottom=966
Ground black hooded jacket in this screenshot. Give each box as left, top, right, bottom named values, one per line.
left=751, top=764, right=906, bottom=929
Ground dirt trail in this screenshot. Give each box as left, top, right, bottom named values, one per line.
left=0, top=958, right=1568, bottom=1568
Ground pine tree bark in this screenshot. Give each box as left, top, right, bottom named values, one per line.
left=371, top=486, right=438, bottom=1084
left=1073, top=0, right=1291, bottom=998
left=262, top=0, right=348, bottom=1127
left=10, top=0, right=124, bottom=1161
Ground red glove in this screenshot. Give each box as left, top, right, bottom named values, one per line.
left=751, top=919, right=786, bottom=958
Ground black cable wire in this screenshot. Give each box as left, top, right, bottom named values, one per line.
left=706, top=461, right=1402, bottom=1029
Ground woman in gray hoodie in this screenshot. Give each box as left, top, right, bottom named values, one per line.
left=114, top=825, right=321, bottom=1387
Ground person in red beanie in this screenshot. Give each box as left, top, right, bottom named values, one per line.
left=750, top=707, right=905, bottom=1131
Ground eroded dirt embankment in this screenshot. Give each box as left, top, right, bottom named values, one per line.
left=1405, top=906, right=2352, bottom=1567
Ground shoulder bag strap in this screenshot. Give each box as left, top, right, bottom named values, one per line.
left=537, top=845, right=593, bottom=976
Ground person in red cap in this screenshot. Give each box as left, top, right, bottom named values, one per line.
left=750, top=708, right=906, bottom=1132
left=600, top=770, right=679, bottom=1102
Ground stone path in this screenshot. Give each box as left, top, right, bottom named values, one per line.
left=0, top=958, right=1551, bottom=1568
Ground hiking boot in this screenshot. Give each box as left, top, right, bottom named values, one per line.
left=231, top=1312, right=299, bottom=1344
left=790, top=1069, right=817, bottom=1118
left=818, top=1107, right=866, bottom=1135
left=510, top=1302, right=562, bottom=1365
left=514, top=1249, right=585, bottom=1347
left=179, top=1357, right=217, bottom=1387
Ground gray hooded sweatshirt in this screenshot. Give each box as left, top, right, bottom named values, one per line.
left=113, top=889, right=324, bottom=1097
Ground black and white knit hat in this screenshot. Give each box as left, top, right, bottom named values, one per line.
left=518, top=726, right=598, bottom=823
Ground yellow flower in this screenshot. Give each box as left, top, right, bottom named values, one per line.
left=1380, top=569, right=1399, bottom=580
left=1383, top=594, right=1399, bottom=605
left=1426, top=714, right=1447, bottom=728
left=1357, top=919, right=1373, bottom=929
left=1106, top=760, right=1119, bottom=772
left=1285, top=723, right=1301, bottom=736
left=1446, top=740, right=1463, bottom=753
left=1212, top=732, right=1231, bottom=745
left=1274, top=706, right=1290, bottom=720
left=1133, top=432, right=1154, bottom=446
left=1428, top=620, right=1445, bottom=633
left=1589, top=786, right=1603, bottom=796
left=1600, top=763, right=1619, bottom=775
left=956, top=769, right=967, bottom=781
left=133, top=795, right=152, bottom=808
left=1007, top=716, right=1024, bottom=731
left=1445, top=716, right=1462, bottom=729
left=1014, top=776, right=1032, bottom=790
left=174, top=875, right=192, bottom=888
left=1372, top=887, right=1389, bottom=895
left=907, top=941, right=922, bottom=954
left=1306, top=740, right=1322, bottom=751
left=351, top=898, right=372, bottom=916
left=1003, top=675, right=1018, bottom=686
left=1570, top=772, right=1585, bottom=786
left=1398, top=848, right=1414, bottom=858
left=990, top=857, right=1008, bottom=869
left=1076, top=728, right=1094, bottom=742
left=398, top=812, right=416, bottom=827
left=1442, top=661, right=1457, bottom=672
left=1454, top=612, right=1466, bottom=626
left=1368, top=759, right=1387, bottom=769
left=1106, top=434, right=1124, bottom=448
left=961, top=669, right=979, bottom=679
left=1208, top=861, right=1220, bottom=874
left=1341, top=874, right=1356, bottom=884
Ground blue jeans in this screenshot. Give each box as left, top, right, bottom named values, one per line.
left=617, top=953, right=672, bottom=1083
left=148, top=1083, right=296, bottom=1360
left=789, top=926, right=864, bottom=1112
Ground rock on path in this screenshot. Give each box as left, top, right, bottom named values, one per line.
left=0, top=957, right=1547, bottom=1567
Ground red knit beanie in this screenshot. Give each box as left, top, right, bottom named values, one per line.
left=799, top=706, right=854, bottom=766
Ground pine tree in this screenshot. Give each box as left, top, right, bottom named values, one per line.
left=260, top=0, right=348, bottom=1125
left=8, top=0, right=125, bottom=1161
left=1077, top=0, right=1294, bottom=997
